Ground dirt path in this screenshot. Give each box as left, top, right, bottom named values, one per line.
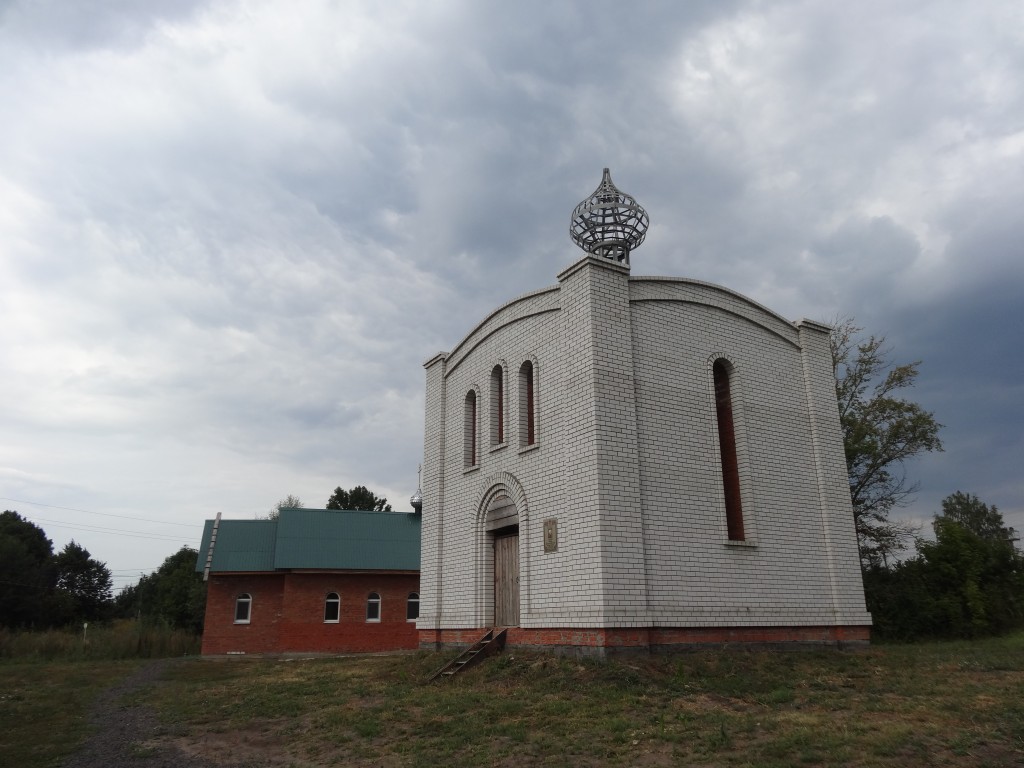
left=60, top=659, right=245, bottom=768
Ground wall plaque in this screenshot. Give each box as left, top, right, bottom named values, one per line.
left=543, top=518, right=558, bottom=552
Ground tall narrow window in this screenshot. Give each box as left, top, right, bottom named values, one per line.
left=234, top=593, right=252, bottom=624
left=713, top=359, right=745, bottom=541
left=324, top=592, right=340, bottom=623
left=406, top=592, right=420, bottom=621
left=464, top=390, right=477, bottom=467
left=366, top=592, right=381, bottom=622
left=490, top=365, right=504, bottom=445
left=519, top=361, right=535, bottom=446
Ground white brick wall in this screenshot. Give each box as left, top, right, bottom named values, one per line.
left=418, top=256, right=871, bottom=633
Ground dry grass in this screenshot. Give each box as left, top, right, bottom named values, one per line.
left=0, top=621, right=200, bottom=660
left=2, top=634, right=1020, bottom=767
left=138, top=634, right=1024, bottom=767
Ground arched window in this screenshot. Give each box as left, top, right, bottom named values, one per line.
left=490, top=365, right=504, bottom=446
left=324, top=592, right=340, bottom=623
left=406, top=592, right=420, bottom=621
left=366, top=591, right=381, bottom=623
left=519, top=360, right=536, bottom=446
left=234, top=593, right=252, bottom=624
left=713, top=359, right=745, bottom=541
left=464, top=390, right=478, bottom=467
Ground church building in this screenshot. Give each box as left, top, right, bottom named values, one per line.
left=417, top=169, right=872, bottom=654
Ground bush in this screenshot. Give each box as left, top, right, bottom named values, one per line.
left=865, top=495, right=1024, bottom=642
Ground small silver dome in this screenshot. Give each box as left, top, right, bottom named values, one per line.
left=570, top=168, right=649, bottom=266
left=410, top=464, right=423, bottom=513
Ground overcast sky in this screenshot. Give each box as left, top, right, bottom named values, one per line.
left=1, top=0, right=1022, bottom=594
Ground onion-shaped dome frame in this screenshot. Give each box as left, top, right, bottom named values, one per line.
left=570, top=168, right=649, bottom=265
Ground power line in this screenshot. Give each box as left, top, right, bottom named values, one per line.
left=19, top=514, right=197, bottom=543
left=1, top=497, right=200, bottom=529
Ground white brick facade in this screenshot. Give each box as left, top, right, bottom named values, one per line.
left=419, top=255, right=871, bottom=648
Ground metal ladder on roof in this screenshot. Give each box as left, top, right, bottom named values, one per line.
left=428, top=628, right=508, bottom=681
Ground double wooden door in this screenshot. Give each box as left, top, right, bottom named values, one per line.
left=493, top=532, right=520, bottom=627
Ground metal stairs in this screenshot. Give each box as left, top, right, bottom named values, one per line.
left=428, top=628, right=508, bottom=681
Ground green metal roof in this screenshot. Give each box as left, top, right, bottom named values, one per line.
left=197, top=519, right=278, bottom=573
left=275, top=509, right=420, bottom=570
left=195, top=509, right=420, bottom=573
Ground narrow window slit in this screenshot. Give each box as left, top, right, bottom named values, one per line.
left=714, top=359, right=745, bottom=541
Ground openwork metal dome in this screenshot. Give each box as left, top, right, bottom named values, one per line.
left=570, top=168, right=649, bottom=265
left=410, top=464, right=423, bottom=514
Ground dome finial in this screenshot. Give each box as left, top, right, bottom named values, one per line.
left=570, top=168, right=649, bottom=266
left=410, top=464, right=423, bottom=514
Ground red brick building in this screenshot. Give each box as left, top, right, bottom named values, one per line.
left=196, top=509, right=421, bottom=655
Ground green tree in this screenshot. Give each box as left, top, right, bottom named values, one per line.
left=939, top=490, right=1017, bottom=543
left=265, top=494, right=304, bottom=521
left=52, top=541, right=113, bottom=624
left=864, top=492, right=1024, bottom=640
left=326, top=485, right=391, bottom=512
left=831, top=319, right=943, bottom=567
left=0, top=511, right=56, bottom=628
left=117, top=547, right=206, bottom=633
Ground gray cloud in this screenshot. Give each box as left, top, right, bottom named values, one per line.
left=1, top=0, right=1021, bottom=582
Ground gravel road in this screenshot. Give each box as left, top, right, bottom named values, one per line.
left=60, top=659, right=249, bottom=768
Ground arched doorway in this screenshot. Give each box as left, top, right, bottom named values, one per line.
left=485, top=493, right=519, bottom=627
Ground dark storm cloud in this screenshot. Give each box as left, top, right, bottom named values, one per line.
left=882, top=270, right=1024, bottom=532
left=1, top=0, right=1021, bottom=575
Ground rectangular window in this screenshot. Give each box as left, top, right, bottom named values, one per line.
left=713, top=359, right=745, bottom=541
left=324, top=593, right=340, bottom=623
left=234, top=594, right=252, bottom=624
left=490, top=366, right=505, bottom=446
left=519, top=360, right=536, bottom=447
left=464, top=391, right=478, bottom=467
left=366, top=592, right=381, bottom=623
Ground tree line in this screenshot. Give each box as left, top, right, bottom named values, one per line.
left=0, top=509, right=207, bottom=633
left=833, top=319, right=1023, bottom=640
left=863, top=492, right=1023, bottom=640
left=0, top=511, right=115, bottom=629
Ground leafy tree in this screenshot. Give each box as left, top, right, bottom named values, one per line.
left=326, top=485, right=391, bottom=512
left=864, top=492, right=1024, bottom=640
left=52, top=541, right=113, bottom=624
left=265, top=494, right=304, bottom=521
left=831, top=319, right=943, bottom=567
left=1, top=514, right=115, bottom=628
left=0, top=511, right=56, bottom=628
left=116, top=547, right=206, bottom=633
left=939, top=491, right=1017, bottom=544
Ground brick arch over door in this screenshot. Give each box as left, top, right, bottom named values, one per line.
left=471, top=472, right=532, bottom=626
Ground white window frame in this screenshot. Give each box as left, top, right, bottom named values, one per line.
left=406, top=592, right=420, bottom=622
left=234, top=593, right=252, bottom=624
left=324, top=592, right=341, bottom=623
left=366, top=591, right=381, bottom=623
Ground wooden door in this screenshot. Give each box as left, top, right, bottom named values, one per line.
left=493, top=532, right=520, bottom=627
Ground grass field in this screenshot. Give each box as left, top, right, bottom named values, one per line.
left=0, top=658, right=145, bottom=767
left=3, top=634, right=1023, bottom=767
